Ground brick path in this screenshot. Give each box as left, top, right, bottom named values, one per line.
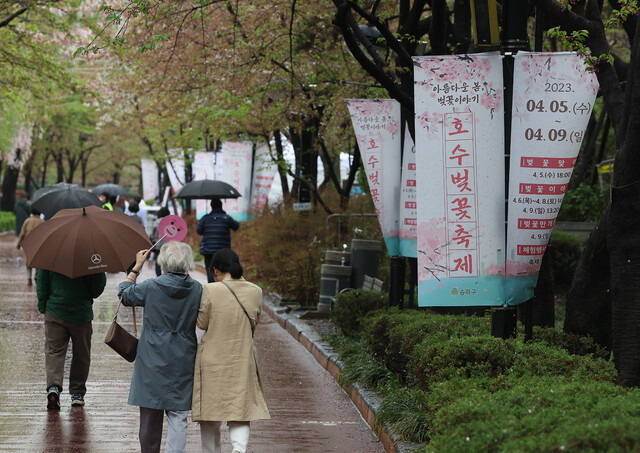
left=0, top=232, right=383, bottom=452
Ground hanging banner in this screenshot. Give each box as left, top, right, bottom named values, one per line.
left=193, top=151, right=216, bottom=219
left=220, top=141, right=253, bottom=221
left=414, top=52, right=506, bottom=307
left=399, top=125, right=417, bottom=258
left=251, top=144, right=277, bottom=213
left=506, top=52, right=599, bottom=304
left=141, top=158, right=158, bottom=202
left=346, top=99, right=402, bottom=256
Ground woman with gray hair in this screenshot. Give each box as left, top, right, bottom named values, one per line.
left=118, top=241, right=203, bottom=453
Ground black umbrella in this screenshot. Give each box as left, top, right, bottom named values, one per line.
left=32, top=186, right=102, bottom=219
left=173, top=179, right=241, bottom=199
left=91, top=183, right=129, bottom=198
left=32, top=182, right=81, bottom=204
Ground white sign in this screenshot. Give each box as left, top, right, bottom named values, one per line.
left=251, top=144, right=277, bottom=212
left=219, top=141, right=253, bottom=221
left=414, top=52, right=506, bottom=307
left=505, top=52, right=599, bottom=304
left=293, top=202, right=312, bottom=211
left=141, top=158, right=158, bottom=201
left=346, top=99, right=402, bottom=256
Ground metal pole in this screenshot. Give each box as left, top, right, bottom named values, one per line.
left=491, top=0, right=529, bottom=339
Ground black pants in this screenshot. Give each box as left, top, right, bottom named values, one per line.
left=204, top=254, right=214, bottom=283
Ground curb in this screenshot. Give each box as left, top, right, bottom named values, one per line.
left=262, top=294, right=422, bottom=453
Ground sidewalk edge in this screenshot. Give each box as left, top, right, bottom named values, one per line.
left=262, top=294, right=423, bottom=453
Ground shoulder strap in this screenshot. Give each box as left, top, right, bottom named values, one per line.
left=221, top=281, right=255, bottom=337
left=114, top=297, right=138, bottom=336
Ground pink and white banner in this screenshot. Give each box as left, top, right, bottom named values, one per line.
left=414, top=52, right=506, bottom=307
left=506, top=52, right=599, bottom=304
left=399, top=124, right=417, bottom=257
left=251, top=144, right=277, bottom=212
left=141, top=158, right=158, bottom=201
left=346, top=99, right=402, bottom=256
left=193, top=151, right=216, bottom=218
left=219, top=141, right=253, bottom=221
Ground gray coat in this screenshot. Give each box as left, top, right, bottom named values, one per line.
left=118, top=272, right=202, bottom=410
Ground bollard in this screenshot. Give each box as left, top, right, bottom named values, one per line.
left=350, top=239, right=382, bottom=289
left=318, top=264, right=352, bottom=313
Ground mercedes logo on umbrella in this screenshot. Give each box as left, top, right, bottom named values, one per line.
left=91, top=254, right=102, bottom=265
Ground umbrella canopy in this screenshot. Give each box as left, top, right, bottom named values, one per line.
left=32, top=182, right=81, bottom=204
left=21, top=206, right=152, bottom=279
left=31, top=186, right=102, bottom=219
left=91, top=183, right=128, bottom=197
left=173, top=179, right=241, bottom=200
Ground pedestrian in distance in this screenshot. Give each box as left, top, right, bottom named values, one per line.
left=98, top=193, right=113, bottom=210
left=150, top=206, right=170, bottom=277
left=197, top=197, right=239, bottom=283
left=192, top=248, right=270, bottom=453
left=118, top=242, right=203, bottom=453
left=37, top=269, right=107, bottom=410
left=127, top=201, right=144, bottom=226
left=13, top=190, right=30, bottom=236
left=16, top=207, right=44, bottom=285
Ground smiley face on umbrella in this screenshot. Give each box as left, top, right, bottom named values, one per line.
left=158, top=215, right=188, bottom=242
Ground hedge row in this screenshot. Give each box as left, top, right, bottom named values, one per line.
left=329, top=295, right=640, bottom=451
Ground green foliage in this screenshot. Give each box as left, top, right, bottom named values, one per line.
left=0, top=212, right=16, bottom=232
left=326, top=308, right=636, bottom=450
left=547, top=230, right=584, bottom=287
left=557, top=183, right=608, bottom=222
left=330, top=289, right=386, bottom=336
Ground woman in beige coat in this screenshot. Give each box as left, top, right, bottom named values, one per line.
left=192, top=248, right=270, bottom=453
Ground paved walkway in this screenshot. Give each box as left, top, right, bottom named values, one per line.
left=0, top=233, right=383, bottom=452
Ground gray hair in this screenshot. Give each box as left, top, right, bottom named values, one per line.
left=157, top=241, right=196, bottom=274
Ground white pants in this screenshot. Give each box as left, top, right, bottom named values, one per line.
left=200, top=421, right=250, bottom=453
left=166, top=410, right=189, bottom=453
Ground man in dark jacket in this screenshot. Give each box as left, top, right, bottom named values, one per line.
left=37, top=269, right=107, bottom=410
left=197, top=197, right=239, bottom=282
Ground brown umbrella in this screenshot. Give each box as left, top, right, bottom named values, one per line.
left=21, top=206, right=152, bottom=279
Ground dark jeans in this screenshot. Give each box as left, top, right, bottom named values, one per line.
left=203, top=254, right=214, bottom=283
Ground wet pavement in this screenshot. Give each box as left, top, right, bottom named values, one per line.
left=0, top=233, right=383, bottom=452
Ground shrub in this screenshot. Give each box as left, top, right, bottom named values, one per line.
left=532, top=326, right=610, bottom=360
left=410, top=336, right=516, bottom=391
left=557, top=183, right=608, bottom=222
left=331, top=289, right=386, bottom=336
left=427, top=378, right=640, bottom=452
left=547, top=230, right=584, bottom=287
left=0, top=211, right=16, bottom=233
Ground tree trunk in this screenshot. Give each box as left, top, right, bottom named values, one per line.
left=564, top=208, right=612, bottom=349
left=1, top=160, right=20, bottom=211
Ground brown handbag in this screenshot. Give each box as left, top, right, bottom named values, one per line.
left=104, top=298, right=138, bottom=362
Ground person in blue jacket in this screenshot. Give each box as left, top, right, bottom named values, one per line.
left=196, top=197, right=239, bottom=282
left=118, top=241, right=203, bottom=453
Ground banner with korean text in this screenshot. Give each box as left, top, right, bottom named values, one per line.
left=346, top=99, right=402, bottom=256
left=251, top=143, right=277, bottom=213
left=141, top=158, right=158, bottom=202
left=399, top=125, right=417, bottom=257
left=220, top=141, right=253, bottom=222
left=506, top=52, right=599, bottom=304
left=193, top=151, right=216, bottom=219
left=414, top=53, right=506, bottom=307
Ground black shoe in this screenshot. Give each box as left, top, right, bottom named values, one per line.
left=47, top=386, right=60, bottom=410
left=71, top=393, right=85, bottom=407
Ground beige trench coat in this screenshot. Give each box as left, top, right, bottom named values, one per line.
left=192, top=276, right=270, bottom=422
